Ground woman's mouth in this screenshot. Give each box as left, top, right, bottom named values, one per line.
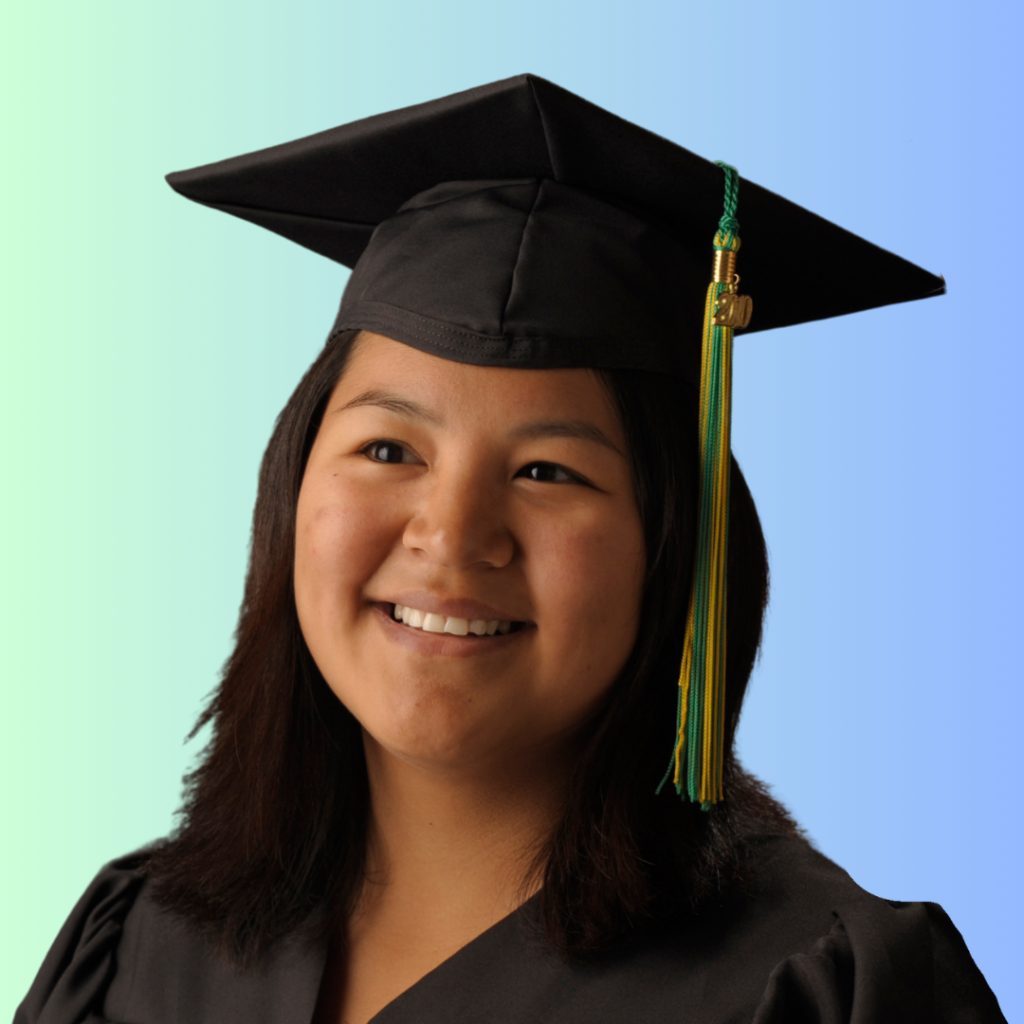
left=391, top=603, right=525, bottom=637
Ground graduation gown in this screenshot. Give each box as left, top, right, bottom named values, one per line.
left=14, top=835, right=1005, bottom=1024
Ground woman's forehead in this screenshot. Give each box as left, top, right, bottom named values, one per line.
left=330, top=331, right=622, bottom=434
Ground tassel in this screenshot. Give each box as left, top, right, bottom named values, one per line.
left=658, top=162, right=752, bottom=807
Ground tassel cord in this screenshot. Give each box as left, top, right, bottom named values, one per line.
left=658, top=162, right=741, bottom=807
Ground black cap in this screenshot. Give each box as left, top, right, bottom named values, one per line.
left=166, top=74, right=944, bottom=382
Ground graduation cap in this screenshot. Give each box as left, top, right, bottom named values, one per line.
left=167, top=74, right=944, bottom=806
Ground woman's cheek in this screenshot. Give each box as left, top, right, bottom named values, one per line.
left=527, top=514, right=643, bottom=732
left=533, top=509, right=643, bottom=648
left=296, top=480, right=399, bottom=622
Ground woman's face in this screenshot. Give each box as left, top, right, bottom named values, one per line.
left=295, top=332, right=645, bottom=776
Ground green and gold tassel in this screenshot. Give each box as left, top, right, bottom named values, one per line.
left=659, top=162, right=752, bottom=807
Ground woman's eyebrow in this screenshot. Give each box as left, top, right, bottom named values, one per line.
left=333, top=389, right=443, bottom=424
left=508, top=420, right=624, bottom=457
left=335, top=390, right=622, bottom=456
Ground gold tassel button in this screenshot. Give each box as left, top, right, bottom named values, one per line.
left=712, top=248, right=737, bottom=284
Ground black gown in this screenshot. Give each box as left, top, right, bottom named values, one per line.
left=14, top=835, right=1005, bottom=1024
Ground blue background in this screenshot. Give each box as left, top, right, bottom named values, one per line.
left=3, top=0, right=1020, bottom=1017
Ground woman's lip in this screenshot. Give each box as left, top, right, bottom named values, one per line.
left=373, top=603, right=533, bottom=658
left=376, top=593, right=530, bottom=625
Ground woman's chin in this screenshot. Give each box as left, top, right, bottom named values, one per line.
left=360, top=699, right=522, bottom=776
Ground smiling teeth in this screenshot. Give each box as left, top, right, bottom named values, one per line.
left=394, top=604, right=508, bottom=637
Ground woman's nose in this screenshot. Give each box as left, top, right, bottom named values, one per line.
left=401, top=465, right=515, bottom=570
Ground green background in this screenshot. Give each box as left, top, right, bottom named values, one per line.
left=3, top=0, right=1021, bottom=1018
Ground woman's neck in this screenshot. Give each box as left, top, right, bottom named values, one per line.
left=354, top=732, right=570, bottom=943
left=312, top=732, right=575, bottom=1024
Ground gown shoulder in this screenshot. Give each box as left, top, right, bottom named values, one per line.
left=13, top=851, right=148, bottom=1024
left=745, top=837, right=1006, bottom=1022
left=13, top=849, right=324, bottom=1024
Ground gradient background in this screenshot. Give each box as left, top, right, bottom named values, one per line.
left=3, top=0, right=1021, bottom=1017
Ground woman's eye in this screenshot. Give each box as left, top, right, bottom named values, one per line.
left=519, top=462, right=576, bottom=484
left=362, top=440, right=415, bottom=464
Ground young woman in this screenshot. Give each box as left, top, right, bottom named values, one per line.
left=15, top=74, right=1005, bottom=1024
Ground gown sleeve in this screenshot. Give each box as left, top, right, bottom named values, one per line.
left=751, top=899, right=1006, bottom=1024
left=13, top=856, right=146, bottom=1024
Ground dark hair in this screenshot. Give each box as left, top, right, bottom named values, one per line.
left=148, top=329, right=798, bottom=965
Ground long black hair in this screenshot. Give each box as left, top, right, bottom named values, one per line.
left=148, top=329, right=798, bottom=965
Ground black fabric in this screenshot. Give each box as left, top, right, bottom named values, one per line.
left=166, top=75, right=945, bottom=378
left=337, top=178, right=705, bottom=380
left=15, top=837, right=1005, bottom=1024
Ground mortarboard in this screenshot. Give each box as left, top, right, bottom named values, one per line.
left=167, top=74, right=944, bottom=806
